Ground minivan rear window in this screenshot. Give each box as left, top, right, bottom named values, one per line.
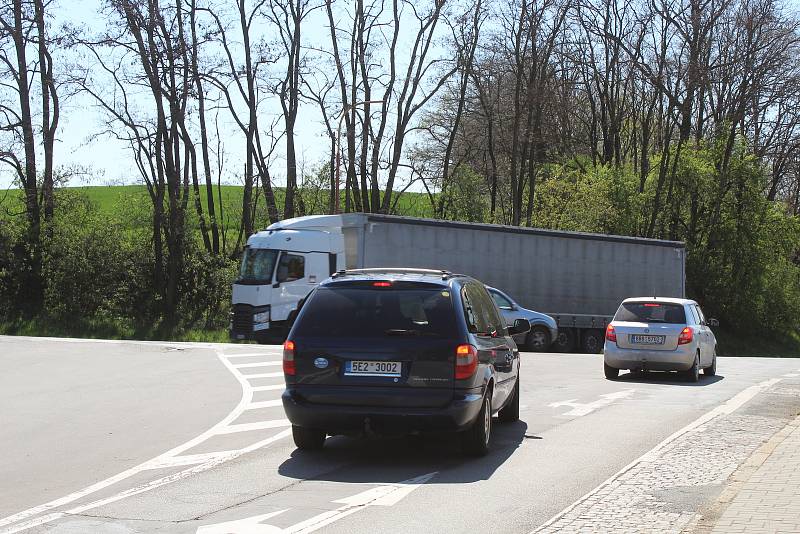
left=294, top=287, right=457, bottom=338
left=614, top=302, right=686, bottom=324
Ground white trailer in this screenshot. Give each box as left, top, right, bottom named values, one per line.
left=230, top=214, right=685, bottom=352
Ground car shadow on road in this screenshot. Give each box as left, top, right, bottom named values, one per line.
left=277, top=419, right=529, bottom=485
left=614, top=371, right=725, bottom=386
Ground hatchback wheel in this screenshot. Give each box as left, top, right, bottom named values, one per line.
left=604, top=363, right=619, bottom=380
left=685, top=353, right=700, bottom=383
left=462, top=392, right=492, bottom=456
left=527, top=326, right=551, bottom=352
left=292, top=425, right=326, bottom=450
left=498, top=378, right=520, bottom=423
left=704, top=349, right=717, bottom=376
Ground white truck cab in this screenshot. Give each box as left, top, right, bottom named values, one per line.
left=230, top=215, right=345, bottom=342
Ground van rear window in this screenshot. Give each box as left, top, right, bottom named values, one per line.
left=294, top=287, right=457, bottom=338
left=614, top=302, right=686, bottom=324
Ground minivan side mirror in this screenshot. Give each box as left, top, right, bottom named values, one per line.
left=508, top=318, right=531, bottom=336
left=707, top=318, right=719, bottom=327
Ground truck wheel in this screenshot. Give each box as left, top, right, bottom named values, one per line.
left=526, top=326, right=551, bottom=352
left=292, top=425, right=326, bottom=450
left=498, top=377, right=520, bottom=423
left=462, top=391, right=492, bottom=456
left=581, top=329, right=604, bottom=354
left=554, top=328, right=576, bottom=353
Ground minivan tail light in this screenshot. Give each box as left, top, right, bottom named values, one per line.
left=373, top=281, right=392, bottom=287
left=455, top=344, right=478, bottom=380
left=605, top=324, right=617, bottom=343
left=678, top=327, right=693, bottom=345
left=283, top=340, right=296, bottom=375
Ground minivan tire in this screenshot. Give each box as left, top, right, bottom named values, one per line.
left=462, top=392, right=492, bottom=456
left=498, top=378, right=520, bottom=423
left=604, top=363, right=619, bottom=380
left=292, top=425, right=326, bottom=450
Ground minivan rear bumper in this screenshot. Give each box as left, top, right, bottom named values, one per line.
left=282, top=386, right=485, bottom=435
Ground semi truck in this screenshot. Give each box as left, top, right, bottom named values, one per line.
left=230, top=213, right=686, bottom=353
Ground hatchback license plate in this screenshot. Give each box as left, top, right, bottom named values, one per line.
left=345, top=360, right=402, bottom=377
left=630, top=334, right=665, bottom=345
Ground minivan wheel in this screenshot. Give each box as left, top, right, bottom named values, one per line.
left=685, top=353, right=700, bottom=383
left=292, top=425, right=326, bottom=450
left=498, top=378, right=520, bottom=423
left=527, top=326, right=551, bottom=352
left=604, top=363, right=619, bottom=380
left=704, top=349, right=717, bottom=377
left=462, top=392, right=492, bottom=456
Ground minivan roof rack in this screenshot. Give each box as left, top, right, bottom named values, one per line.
left=331, top=268, right=454, bottom=280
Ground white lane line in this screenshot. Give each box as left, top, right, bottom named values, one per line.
left=548, top=389, right=636, bottom=417
left=783, top=373, right=799, bottom=378
left=246, top=400, right=283, bottom=410
left=224, top=352, right=281, bottom=359
left=217, top=420, right=291, bottom=434
left=233, top=361, right=282, bottom=369
left=196, top=510, right=288, bottom=534
left=252, top=384, right=285, bottom=392
left=532, top=377, right=783, bottom=533
left=142, top=452, right=236, bottom=470
left=3, top=429, right=293, bottom=534
left=0, top=347, right=291, bottom=533
left=243, top=371, right=284, bottom=379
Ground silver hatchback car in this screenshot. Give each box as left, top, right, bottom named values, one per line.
left=603, top=297, right=718, bottom=382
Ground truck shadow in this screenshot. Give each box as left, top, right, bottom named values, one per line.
left=614, top=371, right=725, bottom=386
left=277, top=419, right=529, bottom=485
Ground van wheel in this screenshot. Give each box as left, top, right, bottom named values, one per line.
left=292, top=425, right=326, bottom=450
left=554, top=329, right=576, bottom=353
left=526, top=326, right=551, bottom=352
left=604, top=363, right=619, bottom=380
left=581, top=329, right=604, bottom=354
left=498, top=378, right=520, bottom=423
left=462, top=392, right=492, bottom=456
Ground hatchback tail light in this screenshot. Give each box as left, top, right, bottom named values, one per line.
left=678, top=327, right=693, bottom=345
left=455, top=344, right=478, bottom=380
left=605, top=324, right=617, bottom=343
left=283, top=340, right=296, bottom=375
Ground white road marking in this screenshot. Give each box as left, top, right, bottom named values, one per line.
left=218, top=420, right=292, bottom=434
left=234, top=362, right=282, bottom=369
left=252, top=385, right=286, bottom=392
left=0, top=347, right=291, bottom=534
left=548, top=389, right=636, bottom=417
left=246, top=400, right=284, bottom=410
left=783, top=373, right=799, bottom=378
left=244, top=371, right=285, bottom=379
left=532, top=377, right=784, bottom=533
left=196, top=509, right=288, bottom=534
left=142, top=451, right=236, bottom=470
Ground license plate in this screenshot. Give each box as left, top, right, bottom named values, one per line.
left=630, top=334, right=665, bottom=345
left=344, top=360, right=402, bottom=377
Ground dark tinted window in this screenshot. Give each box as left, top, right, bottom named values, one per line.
left=463, top=283, right=504, bottom=335
left=614, top=302, right=686, bottom=324
left=294, top=287, right=457, bottom=338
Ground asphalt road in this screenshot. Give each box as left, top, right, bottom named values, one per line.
left=1, top=336, right=798, bottom=534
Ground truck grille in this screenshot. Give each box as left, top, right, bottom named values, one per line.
left=232, top=304, right=254, bottom=333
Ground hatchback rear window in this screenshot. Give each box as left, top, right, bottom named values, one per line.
left=294, top=287, right=458, bottom=338
left=614, top=302, right=686, bottom=324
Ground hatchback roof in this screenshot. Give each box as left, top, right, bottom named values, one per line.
left=622, top=296, right=697, bottom=306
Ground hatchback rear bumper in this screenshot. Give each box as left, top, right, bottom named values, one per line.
left=282, top=386, right=485, bottom=435
left=603, top=342, right=697, bottom=371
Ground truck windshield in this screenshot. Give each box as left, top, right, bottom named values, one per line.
left=238, top=248, right=279, bottom=284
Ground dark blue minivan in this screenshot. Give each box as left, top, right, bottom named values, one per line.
left=281, top=268, right=529, bottom=456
